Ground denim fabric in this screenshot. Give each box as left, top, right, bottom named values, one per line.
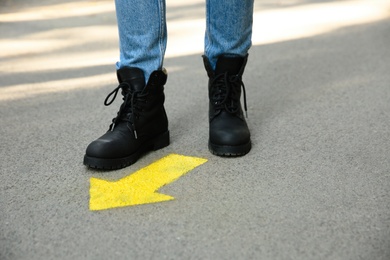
left=205, top=0, right=254, bottom=68
left=115, top=0, right=167, bottom=81
left=115, top=0, right=253, bottom=81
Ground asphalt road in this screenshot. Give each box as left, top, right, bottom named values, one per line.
left=1, top=0, right=390, bottom=259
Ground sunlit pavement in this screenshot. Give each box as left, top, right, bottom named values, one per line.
left=1, top=0, right=390, bottom=259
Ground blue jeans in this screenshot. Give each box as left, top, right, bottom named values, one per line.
left=115, top=0, right=254, bottom=81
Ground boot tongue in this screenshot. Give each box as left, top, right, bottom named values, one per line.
left=117, top=67, right=145, bottom=92
left=215, top=55, right=245, bottom=75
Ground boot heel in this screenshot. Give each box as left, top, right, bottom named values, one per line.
left=152, top=131, right=170, bottom=150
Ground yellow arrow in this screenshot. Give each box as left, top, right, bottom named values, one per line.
left=89, top=154, right=207, bottom=211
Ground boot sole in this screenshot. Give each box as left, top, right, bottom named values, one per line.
left=209, top=141, right=251, bottom=157
left=84, top=131, right=170, bottom=170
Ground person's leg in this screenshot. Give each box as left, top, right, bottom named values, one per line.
left=204, top=0, right=254, bottom=157
left=205, top=0, right=254, bottom=69
left=115, top=0, right=167, bottom=81
left=84, top=0, right=169, bottom=170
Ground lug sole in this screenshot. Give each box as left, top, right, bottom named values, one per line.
left=84, top=131, right=170, bottom=170
left=208, top=140, right=251, bottom=157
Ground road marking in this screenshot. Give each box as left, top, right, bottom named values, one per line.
left=89, top=154, right=208, bottom=211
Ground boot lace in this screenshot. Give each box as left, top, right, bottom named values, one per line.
left=210, top=72, right=248, bottom=118
left=103, top=82, right=147, bottom=139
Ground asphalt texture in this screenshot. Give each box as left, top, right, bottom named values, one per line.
left=1, top=0, right=390, bottom=259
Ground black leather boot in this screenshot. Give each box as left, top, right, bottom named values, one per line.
left=84, top=67, right=169, bottom=170
left=203, top=54, right=251, bottom=156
